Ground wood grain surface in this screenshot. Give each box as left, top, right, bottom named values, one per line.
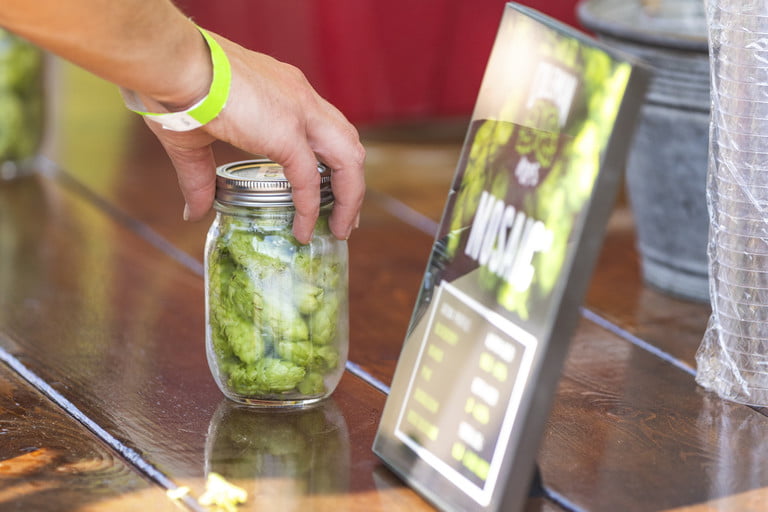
left=0, top=353, right=178, bottom=511
left=0, top=57, right=762, bottom=511
left=0, top=170, right=436, bottom=510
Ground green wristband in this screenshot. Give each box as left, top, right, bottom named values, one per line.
left=121, top=26, right=232, bottom=132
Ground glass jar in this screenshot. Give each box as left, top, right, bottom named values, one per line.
left=0, top=29, right=44, bottom=180
left=205, top=159, right=349, bottom=407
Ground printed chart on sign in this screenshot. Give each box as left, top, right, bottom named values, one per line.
left=394, top=281, right=538, bottom=507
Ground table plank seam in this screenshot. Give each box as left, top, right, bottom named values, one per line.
left=580, top=307, right=697, bottom=377
left=367, top=189, right=440, bottom=236
left=543, top=486, right=586, bottom=512
left=346, top=360, right=391, bottom=394
left=36, top=156, right=205, bottom=277
left=0, top=339, right=205, bottom=512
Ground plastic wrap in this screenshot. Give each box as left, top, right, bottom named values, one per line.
left=696, top=0, right=768, bottom=405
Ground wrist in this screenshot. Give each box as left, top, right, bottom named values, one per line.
left=121, top=26, right=232, bottom=132
left=153, top=23, right=213, bottom=111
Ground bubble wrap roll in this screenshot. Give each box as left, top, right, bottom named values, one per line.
left=696, top=0, right=768, bottom=405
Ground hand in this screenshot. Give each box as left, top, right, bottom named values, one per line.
left=145, top=33, right=366, bottom=244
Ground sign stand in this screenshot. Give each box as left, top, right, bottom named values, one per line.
left=373, top=4, right=649, bottom=511
left=528, top=465, right=544, bottom=498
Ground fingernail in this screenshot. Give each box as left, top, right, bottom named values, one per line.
left=294, top=228, right=312, bottom=245
left=183, top=203, right=190, bottom=221
left=354, top=213, right=360, bottom=229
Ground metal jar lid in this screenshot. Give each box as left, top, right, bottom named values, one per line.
left=215, top=158, right=333, bottom=207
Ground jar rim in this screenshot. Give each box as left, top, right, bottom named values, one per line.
left=215, top=158, right=333, bottom=207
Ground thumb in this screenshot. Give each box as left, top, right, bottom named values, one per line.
left=161, top=140, right=218, bottom=221
left=146, top=120, right=218, bottom=221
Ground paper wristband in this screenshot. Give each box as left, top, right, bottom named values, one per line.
left=120, top=27, right=231, bottom=132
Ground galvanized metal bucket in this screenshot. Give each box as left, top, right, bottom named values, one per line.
left=579, top=0, right=710, bottom=302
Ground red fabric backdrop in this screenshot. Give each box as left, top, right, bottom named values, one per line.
left=176, top=1, right=582, bottom=125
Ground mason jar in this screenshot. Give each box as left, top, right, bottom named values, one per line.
left=205, top=159, right=349, bottom=407
left=0, top=29, right=44, bottom=180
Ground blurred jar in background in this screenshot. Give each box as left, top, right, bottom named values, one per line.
left=0, top=29, right=44, bottom=181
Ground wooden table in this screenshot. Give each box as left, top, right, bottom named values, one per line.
left=1, top=60, right=766, bottom=512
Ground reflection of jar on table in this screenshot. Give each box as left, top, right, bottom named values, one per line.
left=205, top=399, right=350, bottom=506
left=0, top=29, right=44, bottom=180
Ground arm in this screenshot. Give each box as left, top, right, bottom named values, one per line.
left=0, top=0, right=365, bottom=243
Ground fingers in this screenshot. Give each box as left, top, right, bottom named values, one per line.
left=222, top=46, right=365, bottom=242
left=279, top=145, right=321, bottom=244
left=274, top=126, right=364, bottom=243
left=325, top=152, right=366, bottom=240
left=307, top=101, right=366, bottom=240
left=172, top=145, right=218, bottom=221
